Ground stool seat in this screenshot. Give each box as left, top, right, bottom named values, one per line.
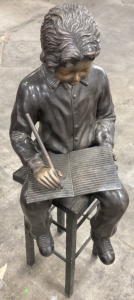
left=53, top=194, right=95, bottom=217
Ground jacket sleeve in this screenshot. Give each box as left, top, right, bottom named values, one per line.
left=95, top=72, right=116, bottom=150
left=9, top=81, right=44, bottom=169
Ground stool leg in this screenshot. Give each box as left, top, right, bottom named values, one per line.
left=65, top=213, right=77, bottom=298
left=25, top=224, right=35, bottom=267
left=57, top=208, right=65, bottom=234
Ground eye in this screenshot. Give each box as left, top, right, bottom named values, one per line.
left=61, top=72, right=70, bottom=76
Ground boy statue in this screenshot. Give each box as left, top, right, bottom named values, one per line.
left=10, top=4, right=129, bottom=265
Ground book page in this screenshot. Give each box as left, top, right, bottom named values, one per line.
left=27, top=146, right=121, bottom=204
left=70, top=146, right=121, bottom=196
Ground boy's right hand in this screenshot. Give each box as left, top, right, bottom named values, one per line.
left=33, top=165, right=62, bottom=190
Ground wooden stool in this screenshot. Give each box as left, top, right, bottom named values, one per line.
left=13, top=167, right=99, bottom=298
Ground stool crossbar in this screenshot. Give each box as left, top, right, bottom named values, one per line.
left=51, top=200, right=99, bottom=262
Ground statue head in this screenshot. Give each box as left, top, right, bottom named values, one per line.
left=40, top=4, right=100, bottom=85
left=40, top=4, right=100, bottom=68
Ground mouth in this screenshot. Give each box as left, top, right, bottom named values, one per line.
left=70, top=81, right=79, bottom=85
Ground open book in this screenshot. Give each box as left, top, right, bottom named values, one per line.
left=27, top=146, right=121, bottom=203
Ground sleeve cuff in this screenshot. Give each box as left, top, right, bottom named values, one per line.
left=27, top=153, right=45, bottom=172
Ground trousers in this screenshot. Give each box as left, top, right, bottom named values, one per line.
left=20, top=177, right=129, bottom=238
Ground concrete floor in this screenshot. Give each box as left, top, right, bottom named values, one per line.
left=0, top=0, right=134, bottom=299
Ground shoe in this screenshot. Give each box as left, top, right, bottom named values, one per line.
left=36, top=231, right=54, bottom=257
left=91, top=228, right=115, bottom=265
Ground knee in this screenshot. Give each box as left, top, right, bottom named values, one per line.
left=119, top=188, right=129, bottom=213
left=109, top=187, right=129, bottom=214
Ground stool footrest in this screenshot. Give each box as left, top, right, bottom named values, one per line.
left=52, top=220, right=66, bottom=232
left=75, top=236, right=92, bottom=259
left=54, top=250, right=66, bottom=262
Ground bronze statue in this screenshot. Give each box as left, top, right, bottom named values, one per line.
left=10, top=4, right=129, bottom=265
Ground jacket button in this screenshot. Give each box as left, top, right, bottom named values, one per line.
left=74, top=124, right=78, bottom=128
left=73, top=94, right=76, bottom=99
left=75, top=137, right=79, bottom=141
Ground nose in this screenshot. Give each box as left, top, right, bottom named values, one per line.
left=73, top=72, right=80, bottom=82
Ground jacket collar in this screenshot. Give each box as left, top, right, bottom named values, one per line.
left=40, top=63, right=89, bottom=91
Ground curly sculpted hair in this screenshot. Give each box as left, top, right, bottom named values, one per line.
left=40, top=3, right=100, bottom=72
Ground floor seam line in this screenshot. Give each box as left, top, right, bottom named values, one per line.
left=1, top=6, right=51, bottom=35
left=0, top=159, right=15, bottom=172
left=1, top=17, right=42, bottom=36
left=113, top=236, right=134, bottom=251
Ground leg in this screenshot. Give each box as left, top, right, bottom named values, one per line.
left=24, top=218, right=35, bottom=267
left=20, top=178, right=54, bottom=256
left=57, top=208, right=65, bottom=234
left=20, top=178, right=53, bottom=236
left=91, top=181, right=129, bottom=238
left=90, top=181, right=129, bottom=264
left=92, top=243, right=98, bottom=258
left=65, top=213, right=77, bottom=298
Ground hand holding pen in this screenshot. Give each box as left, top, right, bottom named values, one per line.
left=26, top=113, right=62, bottom=190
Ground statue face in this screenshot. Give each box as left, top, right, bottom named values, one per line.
left=55, top=60, right=92, bottom=86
